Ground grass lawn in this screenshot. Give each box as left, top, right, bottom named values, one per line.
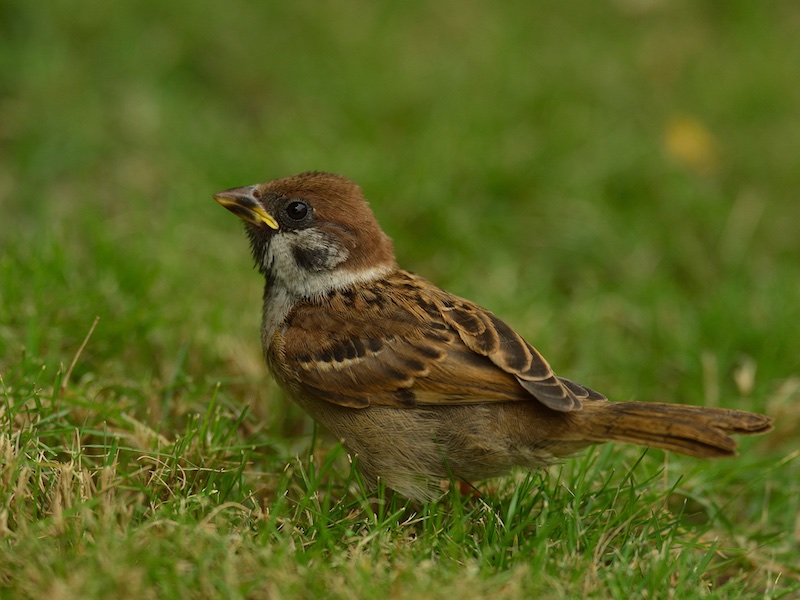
left=1, top=1, right=799, bottom=598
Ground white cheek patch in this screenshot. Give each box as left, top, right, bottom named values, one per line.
left=264, top=234, right=302, bottom=279
left=265, top=230, right=348, bottom=278
left=291, top=229, right=350, bottom=272
left=262, top=230, right=391, bottom=303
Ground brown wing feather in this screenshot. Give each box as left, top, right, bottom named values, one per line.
left=434, top=296, right=584, bottom=411
left=276, top=270, right=587, bottom=412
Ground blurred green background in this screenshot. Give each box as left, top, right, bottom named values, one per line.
left=1, top=0, right=799, bottom=595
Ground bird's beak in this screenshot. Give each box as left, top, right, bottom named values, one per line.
left=213, top=186, right=279, bottom=230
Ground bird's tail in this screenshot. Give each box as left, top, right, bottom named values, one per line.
left=577, top=401, right=772, bottom=458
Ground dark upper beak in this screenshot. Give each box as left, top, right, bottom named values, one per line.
left=213, top=186, right=279, bottom=230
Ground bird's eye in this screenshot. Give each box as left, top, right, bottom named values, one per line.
left=285, top=200, right=310, bottom=221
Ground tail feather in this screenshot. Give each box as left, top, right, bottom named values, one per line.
left=580, top=401, right=773, bottom=458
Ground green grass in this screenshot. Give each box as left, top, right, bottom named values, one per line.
left=2, top=1, right=799, bottom=597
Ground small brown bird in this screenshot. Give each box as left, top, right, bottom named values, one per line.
left=214, top=171, right=772, bottom=501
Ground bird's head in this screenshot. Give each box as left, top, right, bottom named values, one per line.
left=214, top=171, right=396, bottom=298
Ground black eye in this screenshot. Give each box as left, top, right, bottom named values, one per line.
left=285, top=200, right=310, bottom=221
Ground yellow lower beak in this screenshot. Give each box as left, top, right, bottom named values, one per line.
left=213, top=186, right=279, bottom=230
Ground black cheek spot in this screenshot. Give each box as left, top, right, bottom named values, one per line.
left=291, top=245, right=330, bottom=272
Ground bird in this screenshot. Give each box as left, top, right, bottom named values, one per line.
left=214, top=171, right=772, bottom=502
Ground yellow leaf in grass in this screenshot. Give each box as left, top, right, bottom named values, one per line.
left=664, top=115, right=719, bottom=175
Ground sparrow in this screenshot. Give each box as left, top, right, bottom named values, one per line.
left=214, top=171, right=773, bottom=502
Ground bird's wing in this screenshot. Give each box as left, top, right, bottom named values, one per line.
left=277, top=271, right=603, bottom=412
left=432, top=291, right=605, bottom=411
